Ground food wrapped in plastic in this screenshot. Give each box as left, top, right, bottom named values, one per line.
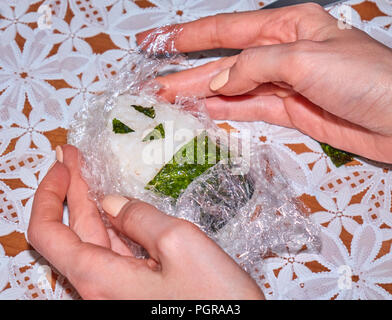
left=67, top=27, right=321, bottom=285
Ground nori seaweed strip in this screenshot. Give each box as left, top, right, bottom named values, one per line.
left=146, top=131, right=229, bottom=199
left=147, top=131, right=255, bottom=232
left=320, top=143, right=354, bottom=167
left=112, top=118, right=134, bottom=134
left=142, top=123, right=165, bottom=142
left=131, top=105, right=155, bottom=118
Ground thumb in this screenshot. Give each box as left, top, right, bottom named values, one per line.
left=101, top=195, right=183, bottom=262
left=209, top=41, right=310, bottom=96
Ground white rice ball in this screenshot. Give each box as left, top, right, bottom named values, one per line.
left=107, top=94, right=204, bottom=187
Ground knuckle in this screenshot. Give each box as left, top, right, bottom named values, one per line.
left=237, top=49, right=254, bottom=67
left=277, top=40, right=317, bottom=85
left=235, top=48, right=259, bottom=80
left=297, top=2, right=324, bottom=14
left=210, top=13, right=229, bottom=48
left=290, top=39, right=315, bottom=52
left=157, top=220, right=199, bottom=253
left=286, top=40, right=315, bottom=66
left=70, top=247, right=120, bottom=300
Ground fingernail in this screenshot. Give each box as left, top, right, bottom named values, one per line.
left=101, top=195, right=129, bottom=217
left=55, top=145, right=63, bottom=163
left=210, top=68, right=230, bottom=91
left=275, top=90, right=291, bottom=98
left=275, top=89, right=295, bottom=98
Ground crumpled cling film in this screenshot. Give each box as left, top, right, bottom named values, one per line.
left=68, top=26, right=321, bottom=284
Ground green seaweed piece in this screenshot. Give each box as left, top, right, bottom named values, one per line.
left=131, top=104, right=155, bottom=119
left=112, top=118, right=134, bottom=134
left=146, top=131, right=229, bottom=199
left=320, top=143, right=354, bottom=167
left=142, top=123, right=165, bottom=142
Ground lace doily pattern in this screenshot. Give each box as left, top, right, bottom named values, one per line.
left=1, top=0, right=392, bottom=300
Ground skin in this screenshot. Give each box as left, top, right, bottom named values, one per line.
left=28, top=4, right=392, bottom=299
left=137, top=3, right=392, bottom=164
left=28, top=145, right=264, bottom=299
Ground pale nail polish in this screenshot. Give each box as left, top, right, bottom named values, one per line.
left=275, top=89, right=295, bottom=98
left=210, top=68, right=230, bottom=91
left=101, top=195, right=129, bottom=217
left=55, top=145, right=63, bottom=163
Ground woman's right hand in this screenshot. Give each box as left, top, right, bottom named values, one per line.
left=137, top=3, right=392, bottom=163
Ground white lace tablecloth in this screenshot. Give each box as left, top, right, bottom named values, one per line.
left=1, top=0, right=392, bottom=300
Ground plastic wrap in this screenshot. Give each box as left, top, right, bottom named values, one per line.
left=68, top=27, right=321, bottom=279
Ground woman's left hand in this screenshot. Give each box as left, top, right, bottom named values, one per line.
left=27, top=145, right=264, bottom=299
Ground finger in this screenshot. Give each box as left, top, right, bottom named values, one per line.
left=28, top=161, right=86, bottom=276
left=106, top=228, right=159, bottom=269
left=205, top=95, right=293, bottom=127
left=101, top=195, right=185, bottom=263
left=157, top=55, right=237, bottom=103
left=136, top=3, right=337, bottom=53
left=282, top=94, right=392, bottom=162
left=61, top=145, right=110, bottom=248
left=156, top=52, right=293, bottom=103
left=28, top=162, right=158, bottom=293
left=209, top=42, right=308, bottom=96
left=210, top=93, right=392, bottom=163
left=28, top=161, right=163, bottom=299
left=106, top=228, right=134, bottom=257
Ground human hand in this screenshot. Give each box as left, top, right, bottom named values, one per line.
left=27, top=145, right=264, bottom=300
left=136, top=3, right=392, bottom=163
